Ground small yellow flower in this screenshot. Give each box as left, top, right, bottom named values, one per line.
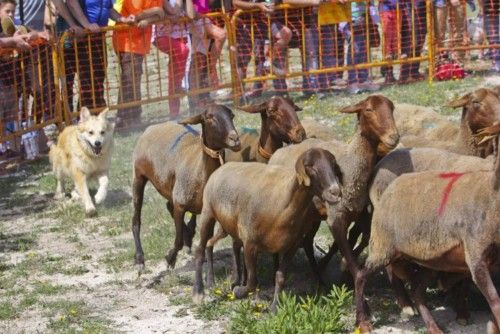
left=300, top=303, right=308, bottom=310
left=248, top=292, right=253, bottom=296
left=69, top=308, right=77, bottom=316
left=254, top=312, right=261, bottom=317
left=255, top=288, right=260, bottom=292
left=59, top=315, right=66, bottom=322
left=27, top=252, right=36, bottom=258
left=227, top=292, right=235, bottom=301
left=256, top=303, right=263, bottom=309
left=214, top=289, right=222, bottom=295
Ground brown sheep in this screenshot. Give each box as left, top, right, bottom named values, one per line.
left=206, top=96, right=307, bottom=266
left=192, top=148, right=343, bottom=310
left=398, top=88, right=500, bottom=157
left=131, top=104, right=241, bottom=269
left=355, top=124, right=500, bottom=334
left=268, top=95, right=399, bottom=294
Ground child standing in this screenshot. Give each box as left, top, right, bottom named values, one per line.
left=379, top=0, right=399, bottom=84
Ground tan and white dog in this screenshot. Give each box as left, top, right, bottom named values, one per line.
left=48, top=107, right=114, bottom=216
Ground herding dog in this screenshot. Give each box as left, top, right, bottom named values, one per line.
left=47, top=107, right=114, bottom=217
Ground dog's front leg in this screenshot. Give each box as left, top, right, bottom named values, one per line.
left=73, top=169, right=97, bottom=217
left=94, top=174, right=109, bottom=205
left=54, top=177, right=65, bottom=200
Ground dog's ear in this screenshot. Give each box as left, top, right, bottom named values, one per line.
left=98, top=108, right=110, bottom=121
left=79, top=107, right=92, bottom=123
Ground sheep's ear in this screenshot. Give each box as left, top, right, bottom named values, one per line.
left=447, top=94, right=471, bottom=108
left=179, top=113, right=204, bottom=125
left=282, top=96, right=302, bottom=112
left=295, top=156, right=311, bottom=187
left=79, top=107, right=92, bottom=123
left=339, top=99, right=366, bottom=114
left=238, top=102, right=267, bottom=114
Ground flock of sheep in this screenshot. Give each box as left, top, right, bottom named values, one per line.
left=129, top=86, right=500, bottom=334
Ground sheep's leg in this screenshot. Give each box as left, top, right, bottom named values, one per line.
left=352, top=213, right=371, bottom=260
left=230, top=240, right=243, bottom=289
left=165, top=203, right=187, bottom=268
left=386, top=264, right=415, bottom=316
left=206, top=227, right=229, bottom=287
left=193, top=214, right=216, bottom=304
left=233, top=244, right=257, bottom=299
left=408, top=268, right=444, bottom=334
left=450, top=278, right=470, bottom=325
left=354, top=266, right=374, bottom=333
left=270, top=251, right=290, bottom=313
left=184, top=213, right=197, bottom=253
left=469, top=258, right=500, bottom=331
left=330, top=214, right=368, bottom=330
left=303, top=220, right=327, bottom=286
left=132, top=175, right=148, bottom=268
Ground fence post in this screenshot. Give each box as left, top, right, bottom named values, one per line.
left=229, top=11, right=243, bottom=107
left=426, top=0, right=434, bottom=84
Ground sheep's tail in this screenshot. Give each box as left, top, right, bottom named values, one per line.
left=43, top=124, right=59, bottom=148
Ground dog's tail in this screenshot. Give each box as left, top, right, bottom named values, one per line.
left=43, top=124, right=59, bottom=148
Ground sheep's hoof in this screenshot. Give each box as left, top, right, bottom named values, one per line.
left=487, top=320, right=500, bottom=334
left=401, top=306, right=416, bottom=317
left=135, top=263, right=145, bottom=274
left=357, top=321, right=373, bottom=333
left=192, top=292, right=204, bottom=305
left=165, top=252, right=177, bottom=269
left=232, top=286, right=248, bottom=299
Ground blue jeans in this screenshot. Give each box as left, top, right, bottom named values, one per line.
left=347, top=21, right=369, bottom=84
left=319, top=24, right=344, bottom=88
left=301, top=27, right=320, bottom=91
left=400, top=0, right=427, bottom=78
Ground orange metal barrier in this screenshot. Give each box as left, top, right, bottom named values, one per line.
left=1, top=1, right=498, bottom=152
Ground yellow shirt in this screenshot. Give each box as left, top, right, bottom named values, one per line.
left=318, top=2, right=352, bottom=26
left=109, top=0, right=124, bottom=26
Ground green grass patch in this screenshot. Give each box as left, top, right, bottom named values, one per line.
left=229, top=285, right=352, bottom=334
left=0, top=301, right=18, bottom=320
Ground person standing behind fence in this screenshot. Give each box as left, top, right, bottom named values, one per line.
left=317, top=0, right=350, bottom=91
left=113, top=0, right=164, bottom=129
left=346, top=0, right=380, bottom=94
left=233, top=0, right=291, bottom=99
left=153, top=0, right=188, bottom=120
left=433, top=0, right=468, bottom=63
left=379, top=0, right=400, bottom=84
left=399, top=0, right=427, bottom=83
left=481, top=0, right=499, bottom=73
left=64, top=0, right=126, bottom=112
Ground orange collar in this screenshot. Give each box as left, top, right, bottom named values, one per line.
left=201, top=137, right=224, bottom=165
left=258, top=144, right=273, bottom=160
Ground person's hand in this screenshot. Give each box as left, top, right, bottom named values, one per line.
left=137, top=19, right=149, bottom=28
left=257, top=2, right=274, bottom=13
left=119, top=15, right=136, bottom=24
left=337, top=0, right=349, bottom=4
left=450, top=0, right=461, bottom=6
left=69, top=25, right=85, bottom=37
left=85, top=23, right=101, bottom=33
left=10, top=35, right=31, bottom=50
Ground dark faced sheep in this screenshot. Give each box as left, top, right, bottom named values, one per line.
left=226, top=96, right=306, bottom=163
left=268, top=95, right=399, bottom=292
left=131, top=104, right=241, bottom=269
left=192, top=148, right=343, bottom=310
left=356, top=124, right=500, bottom=334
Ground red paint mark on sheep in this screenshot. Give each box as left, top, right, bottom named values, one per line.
left=438, top=172, right=466, bottom=216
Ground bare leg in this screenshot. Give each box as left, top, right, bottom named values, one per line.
left=132, top=174, right=147, bottom=267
